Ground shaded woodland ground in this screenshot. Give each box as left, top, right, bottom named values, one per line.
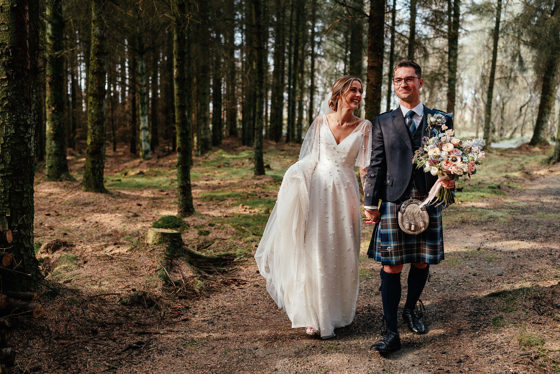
left=9, top=140, right=560, bottom=373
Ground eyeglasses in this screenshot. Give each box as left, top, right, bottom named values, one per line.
left=393, top=76, right=418, bottom=86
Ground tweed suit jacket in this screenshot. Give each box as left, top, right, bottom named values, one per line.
left=363, top=105, right=453, bottom=206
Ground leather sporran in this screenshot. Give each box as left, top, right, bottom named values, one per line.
left=398, top=199, right=429, bottom=235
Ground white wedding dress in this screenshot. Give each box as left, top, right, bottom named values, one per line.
left=255, top=115, right=372, bottom=338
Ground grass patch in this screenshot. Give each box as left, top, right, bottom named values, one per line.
left=488, top=286, right=534, bottom=313
left=445, top=206, right=515, bottom=226
left=518, top=331, right=545, bottom=347
left=34, top=242, right=42, bottom=254
left=454, top=183, right=507, bottom=203
left=359, top=267, right=372, bottom=280
left=153, top=215, right=188, bottom=231
left=445, top=256, right=463, bottom=267
left=484, top=253, right=500, bottom=262
left=241, top=197, right=276, bottom=212
left=106, top=168, right=175, bottom=190
left=454, top=147, right=551, bottom=203
left=222, top=214, right=268, bottom=238
left=48, top=253, right=79, bottom=281
left=491, top=315, right=506, bottom=327
left=199, top=191, right=256, bottom=202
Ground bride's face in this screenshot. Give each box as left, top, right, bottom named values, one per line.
left=339, top=81, right=363, bottom=111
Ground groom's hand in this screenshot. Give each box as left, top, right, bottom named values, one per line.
left=363, top=209, right=380, bottom=224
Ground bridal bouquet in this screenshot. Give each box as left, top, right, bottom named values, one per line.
left=413, top=113, right=485, bottom=206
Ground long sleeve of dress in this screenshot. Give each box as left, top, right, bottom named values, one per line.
left=355, top=120, right=373, bottom=169
left=298, top=116, right=322, bottom=162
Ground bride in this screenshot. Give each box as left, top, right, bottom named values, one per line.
left=255, top=76, right=372, bottom=339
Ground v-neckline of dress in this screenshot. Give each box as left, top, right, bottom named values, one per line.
left=323, top=114, right=364, bottom=146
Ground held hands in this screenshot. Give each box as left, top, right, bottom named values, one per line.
left=363, top=209, right=380, bottom=224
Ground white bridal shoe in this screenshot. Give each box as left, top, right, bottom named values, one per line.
left=305, top=327, right=319, bottom=336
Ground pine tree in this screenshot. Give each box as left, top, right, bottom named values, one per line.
left=483, top=0, right=502, bottom=145
left=447, top=0, right=460, bottom=114
left=83, top=0, right=108, bottom=193
left=46, top=0, right=70, bottom=180
left=0, top=0, right=42, bottom=289
left=174, top=0, right=195, bottom=216
left=366, top=0, right=385, bottom=120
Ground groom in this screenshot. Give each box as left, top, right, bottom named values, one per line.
left=363, top=60, right=453, bottom=354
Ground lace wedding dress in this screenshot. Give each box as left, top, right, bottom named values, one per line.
left=255, top=115, right=372, bottom=338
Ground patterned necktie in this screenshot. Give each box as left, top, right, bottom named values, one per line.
left=405, top=110, right=416, bottom=135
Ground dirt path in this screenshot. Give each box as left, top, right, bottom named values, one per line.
left=116, top=166, right=560, bottom=373
left=12, top=151, right=560, bottom=373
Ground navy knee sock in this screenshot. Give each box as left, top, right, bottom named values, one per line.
left=404, top=264, right=429, bottom=310
left=380, top=269, right=401, bottom=333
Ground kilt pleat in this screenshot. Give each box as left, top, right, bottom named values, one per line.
left=367, top=188, right=444, bottom=265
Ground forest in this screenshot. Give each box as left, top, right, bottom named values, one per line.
left=0, top=0, right=559, bottom=372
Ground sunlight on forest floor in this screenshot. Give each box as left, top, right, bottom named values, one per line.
left=21, top=140, right=560, bottom=373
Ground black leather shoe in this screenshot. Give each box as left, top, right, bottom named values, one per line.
left=370, top=330, right=401, bottom=355
left=402, top=307, right=426, bottom=334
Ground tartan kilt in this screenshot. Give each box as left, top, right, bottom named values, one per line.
left=367, top=188, right=445, bottom=265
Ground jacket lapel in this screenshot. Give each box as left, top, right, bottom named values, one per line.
left=391, top=108, right=412, bottom=150
left=420, top=105, right=434, bottom=144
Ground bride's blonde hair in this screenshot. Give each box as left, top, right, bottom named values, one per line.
left=328, top=76, right=363, bottom=111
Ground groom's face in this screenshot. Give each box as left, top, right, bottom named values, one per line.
left=394, top=66, right=423, bottom=106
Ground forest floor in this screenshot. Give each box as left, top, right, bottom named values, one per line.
left=10, top=139, right=560, bottom=373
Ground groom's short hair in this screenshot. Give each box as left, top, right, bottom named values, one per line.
left=394, top=60, right=422, bottom=79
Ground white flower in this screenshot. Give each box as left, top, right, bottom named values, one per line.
left=442, top=143, right=454, bottom=152
left=451, top=137, right=460, bottom=146
left=428, top=147, right=441, bottom=156
left=430, top=166, right=439, bottom=176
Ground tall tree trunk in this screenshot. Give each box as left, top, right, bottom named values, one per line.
left=34, top=2, right=46, bottom=163
left=196, top=0, right=212, bottom=154
left=529, top=53, right=559, bottom=146
left=386, top=0, right=396, bottom=112
left=408, top=0, right=417, bottom=60
left=211, top=20, right=223, bottom=147
left=150, top=48, right=159, bottom=152
left=0, top=0, right=42, bottom=289
left=529, top=1, right=560, bottom=146
left=349, top=0, right=364, bottom=79
left=550, top=104, right=560, bottom=163
left=137, top=32, right=152, bottom=160
left=212, top=55, right=223, bottom=146
left=242, top=1, right=256, bottom=146
left=164, top=31, right=176, bottom=151
left=307, top=0, right=317, bottom=123
left=483, top=0, right=502, bottom=146
left=129, top=44, right=138, bottom=154
left=46, top=0, right=70, bottom=180
left=253, top=0, right=265, bottom=175
left=69, top=30, right=79, bottom=151
left=174, top=0, right=195, bottom=216
left=286, top=0, right=295, bottom=143
left=83, top=0, right=108, bottom=193
left=365, top=0, right=385, bottom=121
left=224, top=0, right=237, bottom=137
left=185, top=25, right=195, bottom=163
left=287, top=0, right=304, bottom=143
left=269, top=0, right=286, bottom=142
left=108, top=64, right=117, bottom=152
left=295, top=0, right=306, bottom=143
left=447, top=0, right=460, bottom=114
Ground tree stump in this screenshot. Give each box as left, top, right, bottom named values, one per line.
left=146, top=228, right=182, bottom=247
